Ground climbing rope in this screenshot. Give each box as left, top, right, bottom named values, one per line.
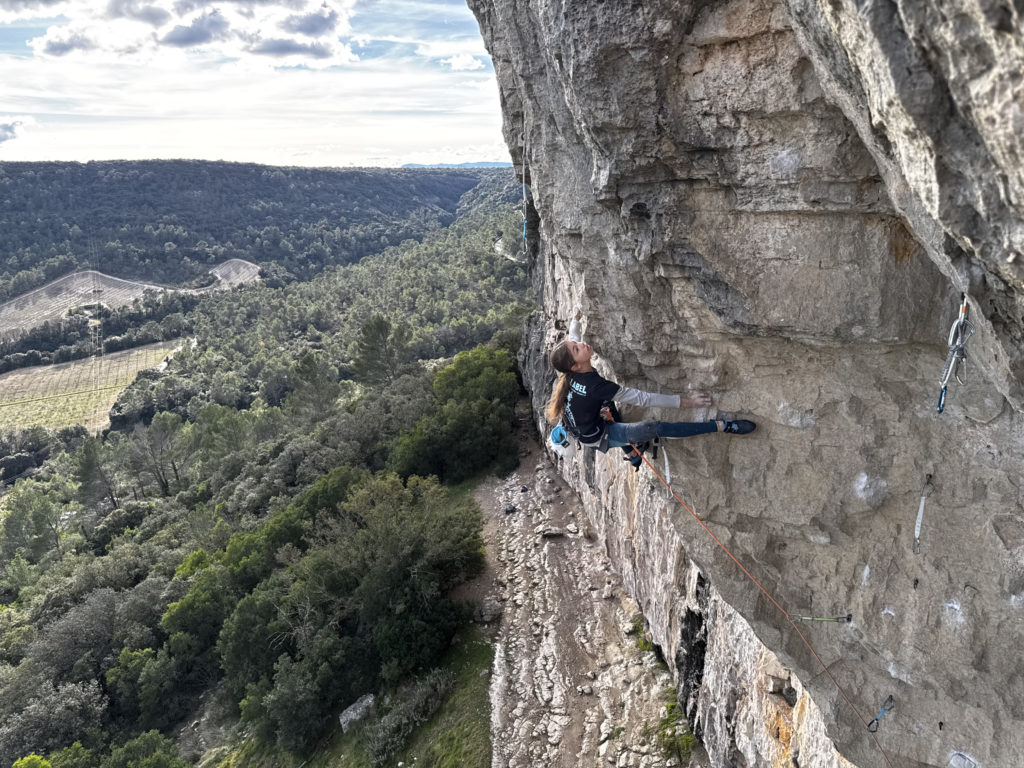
left=627, top=439, right=898, bottom=768
left=937, top=293, right=975, bottom=413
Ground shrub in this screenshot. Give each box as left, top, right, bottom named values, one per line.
left=100, top=730, right=188, bottom=768
left=389, top=346, right=519, bottom=482
left=48, top=742, right=98, bottom=768
left=363, top=669, right=455, bottom=766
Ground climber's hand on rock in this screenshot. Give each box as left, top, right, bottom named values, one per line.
left=574, top=307, right=583, bottom=321
left=681, top=392, right=712, bottom=408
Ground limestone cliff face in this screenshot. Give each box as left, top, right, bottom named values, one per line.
left=468, top=1, right=1024, bottom=767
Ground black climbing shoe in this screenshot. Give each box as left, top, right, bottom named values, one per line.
left=625, top=449, right=644, bottom=471
left=722, top=419, right=756, bottom=434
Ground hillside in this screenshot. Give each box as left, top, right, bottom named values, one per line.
left=0, top=161, right=510, bottom=302
left=0, top=183, right=531, bottom=768
left=0, top=260, right=259, bottom=341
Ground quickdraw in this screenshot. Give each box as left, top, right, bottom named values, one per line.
left=792, top=613, right=853, bottom=623
left=937, top=293, right=975, bottom=413
left=867, top=694, right=895, bottom=733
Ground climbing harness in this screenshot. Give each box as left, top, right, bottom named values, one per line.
left=792, top=613, right=853, bottom=623
left=867, top=695, right=895, bottom=733
left=937, top=293, right=975, bottom=413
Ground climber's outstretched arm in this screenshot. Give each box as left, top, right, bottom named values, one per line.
left=615, top=388, right=711, bottom=409
left=568, top=307, right=583, bottom=343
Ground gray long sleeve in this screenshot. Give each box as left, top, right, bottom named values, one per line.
left=568, top=317, right=582, bottom=342
left=615, top=386, right=681, bottom=409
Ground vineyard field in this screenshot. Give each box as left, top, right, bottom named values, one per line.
left=0, top=341, right=180, bottom=432
left=0, top=259, right=259, bottom=340
left=208, top=258, right=261, bottom=287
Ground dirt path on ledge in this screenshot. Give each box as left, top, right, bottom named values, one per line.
left=473, top=431, right=712, bottom=768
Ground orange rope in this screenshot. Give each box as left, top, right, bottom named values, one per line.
left=631, top=442, right=896, bottom=768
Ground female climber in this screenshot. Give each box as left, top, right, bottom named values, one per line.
left=546, top=310, right=755, bottom=465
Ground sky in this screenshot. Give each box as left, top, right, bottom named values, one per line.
left=0, top=0, right=510, bottom=167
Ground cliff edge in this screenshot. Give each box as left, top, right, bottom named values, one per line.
left=468, top=1, right=1024, bottom=766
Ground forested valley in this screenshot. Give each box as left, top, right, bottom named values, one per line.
left=0, top=163, right=533, bottom=768
left=0, top=160, right=490, bottom=301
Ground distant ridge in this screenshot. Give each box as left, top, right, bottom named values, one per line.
left=402, top=161, right=513, bottom=168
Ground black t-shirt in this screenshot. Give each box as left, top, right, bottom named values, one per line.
left=564, top=371, right=620, bottom=442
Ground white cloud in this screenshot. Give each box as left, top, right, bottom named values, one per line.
left=107, top=0, right=172, bottom=27
left=16, top=0, right=358, bottom=64
left=0, top=0, right=507, bottom=166
left=0, top=1, right=70, bottom=25
left=161, top=8, right=230, bottom=47
left=0, top=115, right=34, bottom=145
left=413, top=38, right=488, bottom=60
left=441, top=53, right=483, bottom=71
left=280, top=5, right=340, bottom=36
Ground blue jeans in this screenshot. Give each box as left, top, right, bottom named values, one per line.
left=605, top=420, right=717, bottom=448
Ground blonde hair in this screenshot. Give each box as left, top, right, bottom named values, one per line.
left=545, top=341, right=575, bottom=423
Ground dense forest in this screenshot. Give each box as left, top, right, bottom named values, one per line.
left=0, top=161, right=513, bottom=302
left=0, top=167, right=533, bottom=767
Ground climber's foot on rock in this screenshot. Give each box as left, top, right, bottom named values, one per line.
left=718, top=419, right=756, bottom=434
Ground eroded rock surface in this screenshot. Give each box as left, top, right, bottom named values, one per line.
left=487, top=443, right=709, bottom=768
left=469, top=1, right=1024, bottom=766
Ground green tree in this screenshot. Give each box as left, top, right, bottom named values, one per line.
left=216, top=579, right=290, bottom=701
left=389, top=346, right=519, bottom=482
left=0, top=480, right=65, bottom=562
left=100, top=730, right=188, bottom=768
left=259, top=655, right=323, bottom=753
left=136, top=649, right=187, bottom=731
left=128, top=413, right=184, bottom=497
left=105, top=647, right=156, bottom=725
left=2, top=553, right=39, bottom=597
left=351, top=315, right=411, bottom=384
left=74, top=437, right=119, bottom=511
left=48, top=742, right=98, bottom=768
left=13, top=755, right=51, bottom=768
left=284, top=352, right=340, bottom=422
left=160, top=566, right=235, bottom=676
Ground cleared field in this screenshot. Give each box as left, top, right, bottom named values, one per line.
left=0, top=259, right=260, bottom=340
left=0, top=341, right=180, bottom=432
left=207, top=258, right=261, bottom=287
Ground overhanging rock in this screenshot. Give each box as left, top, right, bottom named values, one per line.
left=470, top=0, right=1024, bottom=765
